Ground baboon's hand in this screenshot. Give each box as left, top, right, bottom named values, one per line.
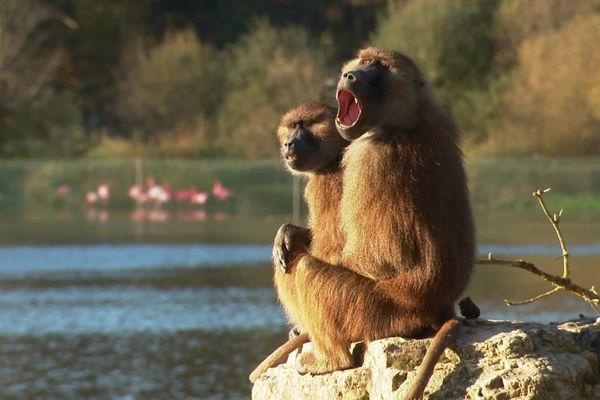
left=273, top=223, right=295, bottom=273
left=273, top=223, right=310, bottom=273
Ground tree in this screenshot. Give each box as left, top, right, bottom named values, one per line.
left=0, top=0, right=76, bottom=111
left=216, top=21, right=332, bottom=158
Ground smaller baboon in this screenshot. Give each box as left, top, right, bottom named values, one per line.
left=250, top=103, right=348, bottom=383
left=272, top=103, right=349, bottom=331
left=277, top=103, right=348, bottom=261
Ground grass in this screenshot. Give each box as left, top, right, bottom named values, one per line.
left=0, top=157, right=599, bottom=217
left=467, top=157, right=600, bottom=216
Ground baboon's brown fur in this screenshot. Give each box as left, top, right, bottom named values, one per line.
left=277, top=47, right=475, bottom=382
left=273, top=103, right=348, bottom=332
left=250, top=104, right=347, bottom=383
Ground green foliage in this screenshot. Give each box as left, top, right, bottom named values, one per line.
left=371, top=0, right=501, bottom=147
left=0, top=90, right=89, bottom=157
left=216, top=21, right=332, bottom=158
left=372, top=0, right=499, bottom=89
left=67, top=0, right=142, bottom=122
left=117, top=28, right=223, bottom=144
left=1, top=1, right=600, bottom=158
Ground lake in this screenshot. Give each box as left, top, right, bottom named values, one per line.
left=0, top=210, right=598, bottom=399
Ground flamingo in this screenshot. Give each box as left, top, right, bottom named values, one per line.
left=129, top=184, right=150, bottom=206
left=148, top=183, right=171, bottom=209
left=85, top=191, right=99, bottom=205
left=128, top=183, right=143, bottom=200
left=97, top=182, right=110, bottom=201
left=190, top=189, right=209, bottom=206
left=56, top=183, right=71, bottom=197
left=212, top=180, right=235, bottom=201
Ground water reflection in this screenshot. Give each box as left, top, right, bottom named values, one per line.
left=0, top=329, right=286, bottom=400
left=0, top=260, right=284, bottom=399
left=0, top=240, right=598, bottom=398
left=0, top=286, right=283, bottom=335
left=0, top=245, right=272, bottom=276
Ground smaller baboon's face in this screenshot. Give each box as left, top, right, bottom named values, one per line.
left=277, top=104, right=348, bottom=174
left=336, top=47, right=425, bottom=141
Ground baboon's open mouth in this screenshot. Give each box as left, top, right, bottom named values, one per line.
left=336, top=89, right=361, bottom=128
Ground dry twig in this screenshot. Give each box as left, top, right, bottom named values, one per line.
left=475, top=188, right=600, bottom=313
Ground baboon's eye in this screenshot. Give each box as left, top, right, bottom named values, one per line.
left=290, top=122, right=298, bottom=129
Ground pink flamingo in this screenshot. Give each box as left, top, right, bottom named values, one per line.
left=212, top=180, right=235, bottom=201
left=56, top=183, right=71, bottom=197
left=128, top=183, right=143, bottom=199
left=85, top=191, right=99, bottom=205
left=97, top=182, right=110, bottom=202
left=148, top=183, right=171, bottom=208
left=190, top=189, right=209, bottom=206
left=128, top=183, right=149, bottom=205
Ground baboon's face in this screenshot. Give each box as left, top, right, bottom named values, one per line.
left=336, top=48, right=423, bottom=141
left=336, top=58, right=390, bottom=140
left=277, top=105, right=348, bottom=174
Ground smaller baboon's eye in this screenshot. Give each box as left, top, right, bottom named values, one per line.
left=290, top=122, right=297, bottom=129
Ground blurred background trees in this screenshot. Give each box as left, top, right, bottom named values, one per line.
left=0, top=0, right=598, bottom=159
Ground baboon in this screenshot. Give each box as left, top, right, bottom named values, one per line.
left=275, top=48, right=474, bottom=398
left=272, top=103, right=349, bottom=332
left=250, top=103, right=348, bottom=383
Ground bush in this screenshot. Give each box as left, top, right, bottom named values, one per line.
left=117, top=28, right=223, bottom=145
left=482, top=14, right=600, bottom=156
left=371, top=0, right=501, bottom=147
left=372, top=0, right=499, bottom=89
left=216, top=20, right=332, bottom=158
left=86, top=122, right=213, bottom=159
left=493, top=0, right=598, bottom=65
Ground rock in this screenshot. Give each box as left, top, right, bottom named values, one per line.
left=252, top=319, right=600, bottom=400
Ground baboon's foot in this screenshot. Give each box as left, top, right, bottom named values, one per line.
left=288, top=326, right=302, bottom=340
left=295, top=350, right=354, bottom=375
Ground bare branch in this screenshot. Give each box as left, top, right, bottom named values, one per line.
left=476, top=188, right=600, bottom=313
left=477, top=256, right=600, bottom=311
left=532, top=188, right=569, bottom=278
left=504, top=287, right=562, bottom=307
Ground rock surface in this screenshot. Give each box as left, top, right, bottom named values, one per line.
left=252, top=318, right=600, bottom=400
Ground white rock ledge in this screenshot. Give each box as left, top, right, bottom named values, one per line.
left=252, top=318, right=600, bottom=400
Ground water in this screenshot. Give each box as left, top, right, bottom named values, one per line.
left=0, top=213, right=599, bottom=399
left=0, top=243, right=285, bottom=399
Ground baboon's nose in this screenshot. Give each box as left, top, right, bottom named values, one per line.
left=343, top=72, right=356, bottom=81
left=283, top=140, right=297, bottom=160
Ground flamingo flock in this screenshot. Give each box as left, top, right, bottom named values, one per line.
left=85, top=182, right=110, bottom=206
left=126, top=177, right=234, bottom=208
left=69, top=177, right=235, bottom=222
